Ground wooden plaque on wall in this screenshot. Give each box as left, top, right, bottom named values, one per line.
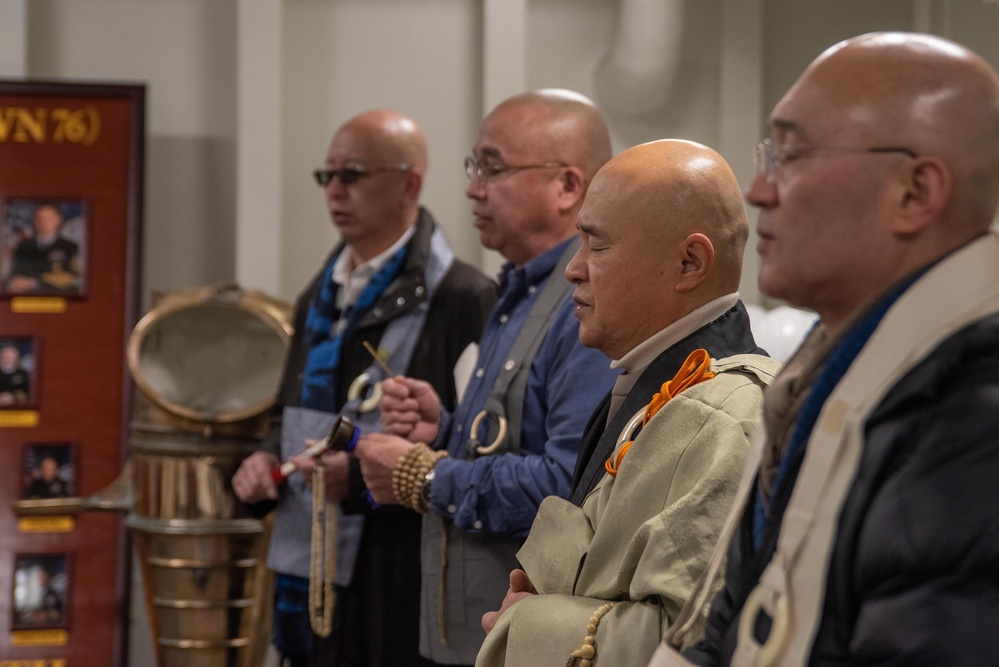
left=0, top=80, right=144, bottom=667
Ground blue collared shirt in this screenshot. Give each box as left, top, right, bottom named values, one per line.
left=429, top=238, right=619, bottom=535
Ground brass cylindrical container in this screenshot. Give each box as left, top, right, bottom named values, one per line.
left=126, top=515, right=267, bottom=667
left=10, top=284, right=293, bottom=666
left=125, top=284, right=292, bottom=667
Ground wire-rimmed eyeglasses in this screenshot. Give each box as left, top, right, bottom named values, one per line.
left=464, top=156, right=567, bottom=184
left=754, top=138, right=918, bottom=183
left=313, top=163, right=412, bottom=187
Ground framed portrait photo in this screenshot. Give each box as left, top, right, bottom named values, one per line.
left=0, top=336, right=37, bottom=408
left=11, top=553, right=71, bottom=630
left=1, top=198, right=88, bottom=297
left=21, top=442, right=75, bottom=500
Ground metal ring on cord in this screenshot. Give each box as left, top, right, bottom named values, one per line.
left=616, top=408, right=647, bottom=447
left=737, top=585, right=791, bottom=667
left=469, top=410, right=508, bottom=455
left=346, top=372, right=383, bottom=413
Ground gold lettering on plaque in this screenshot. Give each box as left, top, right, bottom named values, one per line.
left=0, top=106, right=101, bottom=145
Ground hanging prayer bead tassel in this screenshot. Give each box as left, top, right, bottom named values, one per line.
left=566, top=601, right=617, bottom=666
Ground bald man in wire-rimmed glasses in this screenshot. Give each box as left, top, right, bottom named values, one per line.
left=650, top=32, right=999, bottom=667
left=354, top=90, right=620, bottom=666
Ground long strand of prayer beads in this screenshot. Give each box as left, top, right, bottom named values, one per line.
left=309, top=462, right=336, bottom=636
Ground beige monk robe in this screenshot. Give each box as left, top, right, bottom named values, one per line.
left=476, top=354, right=782, bottom=667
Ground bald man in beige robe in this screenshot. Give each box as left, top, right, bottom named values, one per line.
left=476, top=140, right=782, bottom=667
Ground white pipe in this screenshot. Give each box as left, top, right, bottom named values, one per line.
left=593, top=0, right=685, bottom=117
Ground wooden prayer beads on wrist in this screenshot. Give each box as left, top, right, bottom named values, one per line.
left=391, top=442, right=447, bottom=512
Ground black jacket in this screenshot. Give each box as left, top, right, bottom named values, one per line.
left=686, top=311, right=999, bottom=666
left=256, top=209, right=496, bottom=667
left=258, top=208, right=497, bottom=510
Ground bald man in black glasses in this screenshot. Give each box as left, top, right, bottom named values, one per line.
left=232, top=109, right=496, bottom=667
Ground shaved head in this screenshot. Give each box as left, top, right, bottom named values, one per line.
left=468, top=89, right=612, bottom=266
left=592, top=139, right=748, bottom=292
left=748, top=32, right=999, bottom=329
left=335, top=108, right=428, bottom=174
left=323, top=109, right=428, bottom=261
left=567, top=139, right=749, bottom=358
left=482, top=89, right=612, bottom=186
left=795, top=32, right=999, bottom=233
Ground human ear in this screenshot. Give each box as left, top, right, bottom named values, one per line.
left=555, top=167, right=587, bottom=213
left=894, top=157, right=949, bottom=236
left=402, top=170, right=424, bottom=207
left=675, top=233, right=714, bottom=294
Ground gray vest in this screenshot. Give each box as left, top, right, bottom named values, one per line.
left=268, top=228, right=453, bottom=584
left=420, top=238, right=579, bottom=663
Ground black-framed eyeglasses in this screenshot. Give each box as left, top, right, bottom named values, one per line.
left=754, top=138, right=918, bottom=183
left=464, top=156, right=567, bottom=184
left=313, top=163, right=412, bottom=187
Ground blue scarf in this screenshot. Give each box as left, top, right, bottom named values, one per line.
left=300, top=245, right=407, bottom=410
left=752, top=273, right=923, bottom=550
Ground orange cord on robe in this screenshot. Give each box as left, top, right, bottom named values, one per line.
left=605, top=348, right=715, bottom=477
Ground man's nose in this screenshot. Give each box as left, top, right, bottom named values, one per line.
left=744, top=171, right=777, bottom=209
left=465, top=174, right=486, bottom=200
